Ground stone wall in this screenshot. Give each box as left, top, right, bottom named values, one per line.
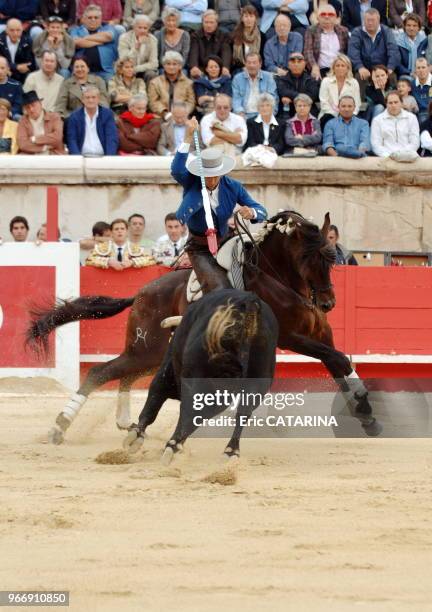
left=0, top=155, right=430, bottom=251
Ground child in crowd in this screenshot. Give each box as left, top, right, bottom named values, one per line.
left=397, top=77, right=419, bottom=114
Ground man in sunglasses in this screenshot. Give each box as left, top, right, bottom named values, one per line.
left=33, top=16, right=75, bottom=78
left=304, top=5, right=349, bottom=81
left=275, top=51, right=320, bottom=119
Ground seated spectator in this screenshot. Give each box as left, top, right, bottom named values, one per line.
left=35, top=223, right=71, bottom=242
left=365, top=64, right=392, bottom=122
left=389, top=0, right=424, bottom=29
left=243, top=92, right=285, bottom=155
left=164, top=0, right=207, bottom=32
left=323, top=95, right=370, bottom=157
left=55, top=56, right=109, bottom=118
left=147, top=50, right=195, bottom=119
left=17, top=90, right=65, bottom=154
left=23, top=51, right=64, bottom=112
left=371, top=90, right=419, bottom=159
left=118, top=15, right=158, bottom=83
left=33, top=16, right=75, bottom=79
left=264, top=14, right=303, bottom=77
left=200, top=92, right=247, bottom=154
left=128, top=213, right=154, bottom=249
left=66, top=86, right=119, bottom=155
left=231, top=5, right=262, bottom=76
left=395, top=14, right=426, bottom=76
left=157, top=100, right=188, bottom=155
left=342, top=0, right=387, bottom=31
left=261, top=0, right=310, bottom=38
left=411, top=57, right=432, bottom=124
left=0, top=97, right=17, bottom=154
left=155, top=7, right=190, bottom=69
left=9, top=215, right=29, bottom=241
left=194, top=54, right=232, bottom=116
left=319, top=54, right=361, bottom=128
left=327, top=224, right=358, bottom=265
left=348, top=9, right=399, bottom=99
left=0, top=56, right=22, bottom=120
left=216, top=0, right=244, bottom=34
left=309, top=0, right=342, bottom=26
left=188, top=10, right=232, bottom=79
left=123, top=0, right=160, bottom=30
left=397, top=76, right=418, bottom=113
left=232, top=52, right=278, bottom=119
left=77, top=0, right=124, bottom=33
left=285, top=93, right=322, bottom=153
left=152, top=212, right=188, bottom=267
left=0, top=2, right=43, bottom=41
left=117, top=93, right=160, bottom=154
left=0, top=19, right=36, bottom=83
left=108, top=58, right=146, bottom=114
left=39, top=0, right=76, bottom=28
left=304, top=5, right=349, bottom=80
left=419, top=101, right=432, bottom=156
left=70, top=5, right=118, bottom=81
left=86, top=218, right=155, bottom=269
left=275, top=51, right=320, bottom=118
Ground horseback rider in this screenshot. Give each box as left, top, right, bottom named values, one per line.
left=171, top=116, right=268, bottom=294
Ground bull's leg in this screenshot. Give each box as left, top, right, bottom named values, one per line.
left=49, top=353, right=146, bottom=445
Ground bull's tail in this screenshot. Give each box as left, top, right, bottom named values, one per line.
left=205, top=294, right=260, bottom=377
left=26, top=295, right=135, bottom=356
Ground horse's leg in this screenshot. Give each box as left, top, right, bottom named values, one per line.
left=49, top=353, right=151, bottom=445
left=287, top=332, right=382, bottom=436
left=224, top=415, right=243, bottom=460
left=116, top=373, right=142, bottom=430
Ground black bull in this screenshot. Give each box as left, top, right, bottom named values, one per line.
left=124, top=289, right=279, bottom=461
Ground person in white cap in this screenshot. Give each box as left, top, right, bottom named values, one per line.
left=171, top=116, right=267, bottom=293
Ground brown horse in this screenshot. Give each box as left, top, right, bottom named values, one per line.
left=27, top=210, right=381, bottom=443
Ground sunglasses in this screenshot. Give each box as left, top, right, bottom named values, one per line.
left=48, top=16, right=63, bottom=22
left=319, top=12, right=336, bottom=16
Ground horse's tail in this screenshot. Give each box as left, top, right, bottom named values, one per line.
left=26, top=295, right=135, bottom=356
left=205, top=294, right=260, bottom=377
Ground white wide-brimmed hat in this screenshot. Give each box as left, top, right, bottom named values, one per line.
left=186, top=147, right=236, bottom=177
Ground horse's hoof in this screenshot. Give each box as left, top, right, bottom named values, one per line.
left=48, top=426, right=64, bottom=445
left=362, top=418, right=383, bottom=437
left=223, top=446, right=240, bottom=461
left=161, top=446, right=174, bottom=466
left=122, top=430, right=144, bottom=453
left=116, top=420, right=132, bottom=431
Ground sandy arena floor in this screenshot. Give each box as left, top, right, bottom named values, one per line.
left=0, top=380, right=431, bottom=612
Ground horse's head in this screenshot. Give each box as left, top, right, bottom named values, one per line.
left=260, top=211, right=336, bottom=312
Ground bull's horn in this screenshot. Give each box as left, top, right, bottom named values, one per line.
left=160, top=316, right=183, bottom=329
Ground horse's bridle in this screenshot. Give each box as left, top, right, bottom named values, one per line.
left=233, top=213, right=332, bottom=309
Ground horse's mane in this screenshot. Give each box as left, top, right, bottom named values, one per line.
left=258, top=210, right=336, bottom=268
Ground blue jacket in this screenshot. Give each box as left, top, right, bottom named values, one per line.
left=348, top=26, right=400, bottom=72
left=323, top=115, right=370, bottom=155
left=66, top=106, right=119, bottom=155
left=0, top=0, right=39, bottom=21
left=171, top=151, right=267, bottom=236
left=69, top=24, right=118, bottom=79
left=342, top=0, right=387, bottom=30
left=261, top=0, right=309, bottom=33
left=263, top=33, right=304, bottom=73
left=232, top=69, right=279, bottom=115
left=411, top=76, right=432, bottom=114
left=0, top=78, right=22, bottom=119
left=396, top=31, right=427, bottom=75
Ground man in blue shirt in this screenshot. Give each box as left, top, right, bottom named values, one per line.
left=232, top=52, right=278, bottom=119
left=323, top=95, right=370, bottom=157
left=411, top=57, right=432, bottom=125
left=171, top=116, right=267, bottom=293
left=263, top=14, right=303, bottom=76
left=69, top=5, right=118, bottom=80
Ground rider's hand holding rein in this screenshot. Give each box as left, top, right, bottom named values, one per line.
left=238, top=206, right=255, bottom=220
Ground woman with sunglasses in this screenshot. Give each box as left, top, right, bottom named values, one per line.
left=304, top=4, right=348, bottom=80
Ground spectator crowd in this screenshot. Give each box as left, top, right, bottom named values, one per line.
left=1, top=0, right=432, bottom=159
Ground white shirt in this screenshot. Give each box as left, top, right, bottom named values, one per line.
left=254, top=114, right=279, bottom=145
left=319, top=31, right=341, bottom=69
left=371, top=109, right=420, bottom=157
left=415, top=74, right=432, bottom=87
left=6, top=37, right=18, bottom=63
left=200, top=111, right=248, bottom=148
left=245, top=75, right=260, bottom=115
left=82, top=108, right=104, bottom=156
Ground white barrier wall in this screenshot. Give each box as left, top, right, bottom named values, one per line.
left=0, top=155, right=431, bottom=251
